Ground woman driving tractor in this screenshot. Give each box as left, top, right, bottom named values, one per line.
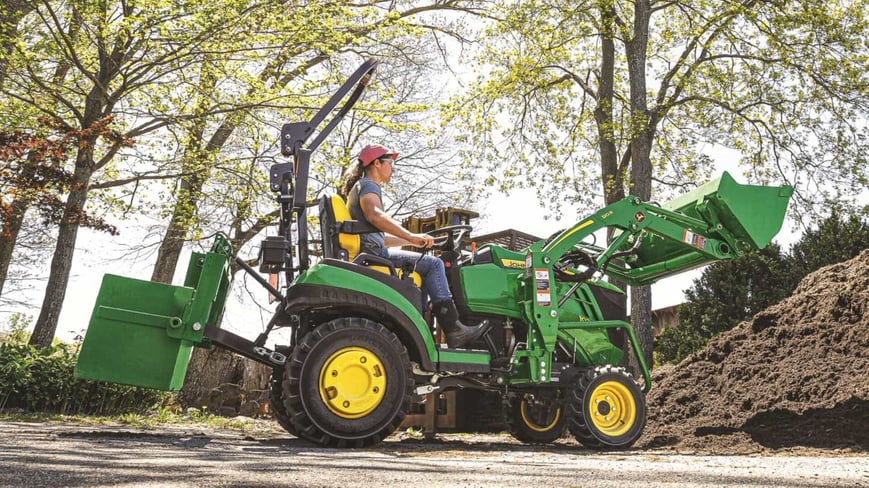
left=340, top=143, right=489, bottom=348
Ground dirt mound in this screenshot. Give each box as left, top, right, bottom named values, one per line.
left=640, top=249, right=869, bottom=453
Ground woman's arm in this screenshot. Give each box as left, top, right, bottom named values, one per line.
left=360, top=193, right=433, bottom=248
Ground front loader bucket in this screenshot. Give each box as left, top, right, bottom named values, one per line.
left=621, top=172, right=792, bottom=284
left=661, top=171, right=793, bottom=250
left=75, top=235, right=233, bottom=390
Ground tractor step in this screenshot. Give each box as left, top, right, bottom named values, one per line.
left=437, top=348, right=491, bottom=373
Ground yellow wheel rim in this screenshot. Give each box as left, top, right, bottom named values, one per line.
left=588, top=380, right=636, bottom=437
left=319, top=346, right=387, bottom=419
left=520, top=394, right=561, bottom=432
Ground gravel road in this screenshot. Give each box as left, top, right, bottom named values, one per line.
left=1, top=420, right=866, bottom=487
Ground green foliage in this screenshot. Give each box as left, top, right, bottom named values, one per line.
left=0, top=316, right=170, bottom=415
left=445, top=0, right=869, bottom=219
left=655, top=212, right=869, bottom=365
left=789, top=212, right=869, bottom=277
left=0, top=313, right=31, bottom=344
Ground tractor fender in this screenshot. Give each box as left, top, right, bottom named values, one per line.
left=283, top=283, right=438, bottom=371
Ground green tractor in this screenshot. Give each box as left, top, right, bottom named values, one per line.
left=76, top=59, right=793, bottom=449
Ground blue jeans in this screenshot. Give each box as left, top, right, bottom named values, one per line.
left=379, top=248, right=452, bottom=309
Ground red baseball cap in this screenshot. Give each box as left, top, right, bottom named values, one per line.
left=358, top=144, right=399, bottom=167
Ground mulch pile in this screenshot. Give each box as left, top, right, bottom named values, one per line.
left=639, top=249, right=869, bottom=453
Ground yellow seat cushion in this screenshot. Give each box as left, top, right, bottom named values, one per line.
left=369, top=265, right=422, bottom=288
left=327, top=194, right=422, bottom=288
left=329, top=195, right=361, bottom=260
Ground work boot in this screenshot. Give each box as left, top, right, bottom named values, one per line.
left=433, top=300, right=489, bottom=348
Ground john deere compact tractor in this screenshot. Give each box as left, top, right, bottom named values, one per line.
left=76, top=59, right=793, bottom=449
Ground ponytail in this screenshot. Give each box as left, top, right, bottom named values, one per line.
left=340, top=160, right=365, bottom=197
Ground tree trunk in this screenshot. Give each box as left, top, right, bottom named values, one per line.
left=29, top=146, right=95, bottom=348
left=150, top=168, right=206, bottom=283
left=595, top=1, right=624, bottom=207
left=150, top=120, right=245, bottom=284
left=625, top=0, right=655, bottom=367
left=629, top=128, right=655, bottom=367
left=594, top=2, right=631, bottom=356
left=0, top=195, right=30, bottom=299
left=29, top=54, right=110, bottom=346
left=151, top=59, right=218, bottom=284
left=179, top=346, right=271, bottom=415
left=0, top=1, right=34, bottom=82
left=629, top=127, right=654, bottom=367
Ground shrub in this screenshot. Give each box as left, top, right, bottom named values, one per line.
left=0, top=315, right=171, bottom=415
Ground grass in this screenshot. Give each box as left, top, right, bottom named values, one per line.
left=0, top=407, right=281, bottom=433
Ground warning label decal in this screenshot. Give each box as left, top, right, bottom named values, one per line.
left=683, top=230, right=707, bottom=250
left=535, top=268, right=551, bottom=306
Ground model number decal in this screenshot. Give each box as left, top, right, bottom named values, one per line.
left=500, top=259, right=526, bottom=269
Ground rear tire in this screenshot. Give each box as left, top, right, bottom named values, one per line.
left=567, top=365, right=646, bottom=449
left=504, top=388, right=567, bottom=444
left=270, top=346, right=297, bottom=436
left=283, top=317, right=413, bottom=447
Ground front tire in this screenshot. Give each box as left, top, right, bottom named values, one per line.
left=568, top=365, right=646, bottom=449
left=504, top=388, right=568, bottom=444
left=283, top=317, right=413, bottom=447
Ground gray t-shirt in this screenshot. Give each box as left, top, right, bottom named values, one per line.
left=347, top=176, right=386, bottom=254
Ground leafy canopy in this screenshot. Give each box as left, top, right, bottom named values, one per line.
left=444, top=0, right=869, bottom=219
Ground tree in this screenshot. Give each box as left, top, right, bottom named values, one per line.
left=0, top=1, right=34, bottom=82
left=445, top=0, right=869, bottom=365
left=789, top=211, right=869, bottom=277
left=656, top=212, right=869, bottom=364
left=151, top=0, right=488, bottom=282
left=1, top=0, right=258, bottom=347
left=0, top=120, right=119, bottom=299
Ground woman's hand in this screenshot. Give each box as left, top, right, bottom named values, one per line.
left=407, top=233, right=435, bottom=248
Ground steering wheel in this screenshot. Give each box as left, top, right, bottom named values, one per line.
left=428, top=224, right=473, bottom=252
left=553, top=249, right=598, bottom=282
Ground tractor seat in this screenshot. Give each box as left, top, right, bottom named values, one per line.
left=318, top=195, right=422, bottom=287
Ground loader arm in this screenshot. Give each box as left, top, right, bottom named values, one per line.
left=508, top=172, right=791, bottom=388
left=540, top=172, right=793, bottom=286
